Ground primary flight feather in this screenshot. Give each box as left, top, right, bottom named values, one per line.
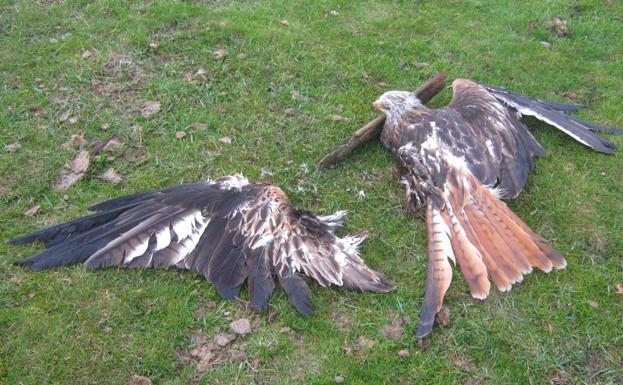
left=10, top=174, right=393, bottom=314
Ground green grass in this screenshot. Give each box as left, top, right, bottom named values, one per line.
left=1, top=1, right=622, bottom=384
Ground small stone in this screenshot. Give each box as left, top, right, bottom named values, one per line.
left=398, top=349, right=410, bottom=358
left=176, top=131, right=187, bottom=139
left=280, top=19, right=289, bottom=26
left=284, top=108, right=297, bottom=117
left=334, top=375, right=344, bottom=383
left=148, top=42, right=158, bottom=49
left=329, top=10, right=339, bottom=16
left=103, top=326, right=113, bottom=334
left=81, top=49, right=92, bottom=58
left=230, top=318, right=251, bottom=336
left=219, top=136, right=232, bottom=144
left=540, top=41, right=552, bottom=48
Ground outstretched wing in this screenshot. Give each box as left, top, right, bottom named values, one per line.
left=398, top=143, right=566, bottom=338
left=446, top=79, right=546, bottom=198
left=479, top=82, right=621, bottom=153
left=11, top=175, right=392, bottom=315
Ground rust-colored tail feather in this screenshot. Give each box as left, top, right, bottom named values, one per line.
left=417, top=202, right=454, bottom=338
left=445, top=171, right=566, bottom=296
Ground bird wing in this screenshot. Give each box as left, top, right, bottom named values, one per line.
left=11, top=174, right=392, bottom=315
left=398, top=143, right=566, bottom=338
left=446, top=79, right=546, bottom=198
left=479, top=82, right=621, bottom=153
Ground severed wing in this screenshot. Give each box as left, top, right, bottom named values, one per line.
left=10, top=174, right=392, bottom=315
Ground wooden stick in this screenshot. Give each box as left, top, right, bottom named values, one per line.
left=317, top=72, right=447, bottom=169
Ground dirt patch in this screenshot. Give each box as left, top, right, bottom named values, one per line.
left=179, top=328, right=250, bottom=374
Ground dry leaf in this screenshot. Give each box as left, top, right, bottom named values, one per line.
left=587, top=300, right=599, bottom=309
left=330, top=114, right=351, bottom=122
left=98, top=168, right=122, bottom=184
left=540, top=41, right=552, bottom=48
left=191, top=122, right=208, bottom=131
left=81, top=49, right=92, bottom=58
left=24, top=205, right=41, bottom=217
left=230, top=318, right=251, bottom=336
left=54, top=150, right=91, bottom=192
left=59, top=110, right=72, bottom=122
left=148, top=42, right=158, bottom=49
left=334, top=375, right=344, bottom=383
left=357, top=190, right=366, bottom=201
left=129, top=375, right=152, bottom=385
left=546, top=323, right=554, bottom=335
left=291, top=90, right=302, bottom=100
left=562, top=91, right=580, bottom=100
left=377, top=81, right=388, bottom=87
left=102, top=137, right=123, bottom=152
left=68, top=116, right=79, bottom=125
left=615, top=283, right=623, bottom=295
left=139, top=101, right=161, bottom=118
left=412, top=61, right=430, bottom=68
left=551, top=16, right=569, bottom=37
left=212, top=49, right=228, bottom=59
left=61, top=134, right=88, bottom=150
left=5, top=143, right=21, bottom=154
left=101, top=122, right=110, bottom=130
left=279, top=19, right=289, bottom=26
left=356, top=336, right=376, bottom=350
left=219, top=136, right=232, bottom=144
left=284, top=108, right=297, bottom=117
left=70, top=150, right=90, bottom=173
left=398, top=349, right=410, bottom=358
left=176, top=131, right=187, bottom=139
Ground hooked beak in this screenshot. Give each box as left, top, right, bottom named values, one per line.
left=372, top=100, right=383, bottom=112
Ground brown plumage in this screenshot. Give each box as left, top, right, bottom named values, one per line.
left=374, top=79, right=621, bottom=338
left=10, top=174, right=392, bottom=315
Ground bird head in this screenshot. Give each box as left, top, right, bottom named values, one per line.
left=372, top=91, right=422, bottom=114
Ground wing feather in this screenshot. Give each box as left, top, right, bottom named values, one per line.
left=11, top=175, right=393, bottom=315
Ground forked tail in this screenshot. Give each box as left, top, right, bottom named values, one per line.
left=416, top=171, right=566, bottom=338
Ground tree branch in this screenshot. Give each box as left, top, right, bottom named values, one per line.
left=317, top=72, right=447, bottom=169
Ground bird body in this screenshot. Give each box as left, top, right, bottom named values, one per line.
left=374, top=78, right=621, bottom=338
left=11, top=174, right=392, bottom=314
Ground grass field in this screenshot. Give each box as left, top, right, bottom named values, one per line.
left=1, top=1, right=622, bottom=384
